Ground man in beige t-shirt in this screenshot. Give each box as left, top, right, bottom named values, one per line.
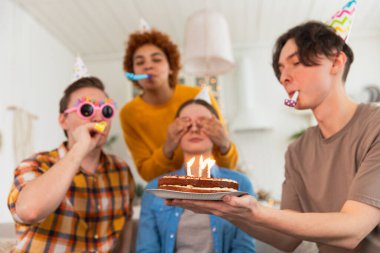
left=168, top=21, right=380, bottom=253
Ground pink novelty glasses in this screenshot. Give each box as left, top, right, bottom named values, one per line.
left=64, top=97, right=116, bottom=121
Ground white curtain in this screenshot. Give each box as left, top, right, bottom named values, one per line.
left=11, top=107, right=36, bottom=164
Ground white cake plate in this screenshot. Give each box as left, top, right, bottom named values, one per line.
left=146, top=189, right=247, bottom=200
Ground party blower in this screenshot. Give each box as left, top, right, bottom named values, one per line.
left=284, top=91, right=299, bottom=107
left=125, top=72, right=152, bottom=81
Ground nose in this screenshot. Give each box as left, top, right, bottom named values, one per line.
left=189, top=121, right=200, bottom=132
left=280, top=68, right=292, bottom=87
left=143, top=60, right=153, bottom=71
left=92, top=108, right=103, bottom=122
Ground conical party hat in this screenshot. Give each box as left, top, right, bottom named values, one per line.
left=139, top=18, right=151, bottom=33
left=72, top=56, right=89, bottom=82
left=195, top=87, right=212, bottom=104
left=327, top=0, right=357, bottom=41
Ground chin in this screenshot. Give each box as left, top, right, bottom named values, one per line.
left=183, top=148, right=211, bottom=155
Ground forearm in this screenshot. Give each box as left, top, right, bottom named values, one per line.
left=231, top=208, right=359, bottom=251
left=136, top=147, right=178, bottom=181
left=256, top=202, right=377, bottom=249
left=232, top=219, right=301, bottom=252
left=16, top=144, right=86, bottom=223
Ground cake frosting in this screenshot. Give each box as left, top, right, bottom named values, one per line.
left=158, top=175, right=238, bottom=193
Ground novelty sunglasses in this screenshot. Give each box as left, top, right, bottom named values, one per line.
left=64, top=96, right=116, bottom=120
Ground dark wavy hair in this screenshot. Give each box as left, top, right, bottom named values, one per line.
left=123, top=29, right=181, bottom=89
left=272, top=21, right=354, bottom=82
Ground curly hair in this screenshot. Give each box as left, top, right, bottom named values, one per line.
left=272, top=21, right=354, bottom=82
left=123, top=29, right=181, bottom=89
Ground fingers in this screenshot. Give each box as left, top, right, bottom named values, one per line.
left=176, top=117, right=191, bottom=132
left=197, top=116, right=223, bottom=135
left=196, top=116, right=230, bottom=151
left=167, top=195, right=258, bottom=221
left=164, top=118, right=191, bottom=158
left=223, top=194, right=256, bottom=209
left=169, top=118, right=190, bottom=136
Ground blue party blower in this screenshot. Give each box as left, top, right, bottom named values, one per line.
left=125, top=72, right=151, bottom=81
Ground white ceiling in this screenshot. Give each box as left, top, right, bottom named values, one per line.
left=13, top=0, right=380, bottom=60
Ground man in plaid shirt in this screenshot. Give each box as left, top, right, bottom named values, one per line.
left=8, top=77, right=135, bottom=253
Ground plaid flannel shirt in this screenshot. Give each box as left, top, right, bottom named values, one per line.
left=7, top=142, right=134, bottom=253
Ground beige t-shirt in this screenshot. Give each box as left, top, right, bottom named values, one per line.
left=282, top=103, right=380, bottom=253
left=175, top=209, right=214, bottom=253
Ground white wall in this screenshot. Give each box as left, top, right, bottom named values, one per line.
left=0, top=0, right=74, bottom=223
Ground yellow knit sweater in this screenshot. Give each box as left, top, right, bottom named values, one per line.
left=119, top=85, right=238, bottom=181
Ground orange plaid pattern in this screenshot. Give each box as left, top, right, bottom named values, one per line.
left=7, top=143, right=134, bottom=253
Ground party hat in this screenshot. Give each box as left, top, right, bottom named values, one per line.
left=195, top=87, right=212, bottom=104
left=327, top=0, right=357, bottom=41
left=72, top=56, right=90, bottom=82
left=139, top=18, right=151, bottom=33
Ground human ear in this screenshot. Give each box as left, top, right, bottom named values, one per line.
left=59, top=114, right=68, bottom=131
left=331, top=51, right=347, bottom=75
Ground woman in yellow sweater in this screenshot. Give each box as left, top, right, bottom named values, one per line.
left=120, top=28, right=238, bottom=181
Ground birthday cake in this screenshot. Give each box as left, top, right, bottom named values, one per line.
left=158, top=175, right=238, bottom=193
left=158, top=156, right=238, bottom=193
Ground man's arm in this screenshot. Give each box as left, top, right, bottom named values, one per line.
left=168, top=196, right=380, bottom=251
left=232, top=219, right=302, bottom=252
left=253, top=199, right=380, bottom=249
left=15, top=123, right=99, bottom=223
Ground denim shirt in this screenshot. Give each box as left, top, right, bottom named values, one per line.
left=136, top=166, right=256, bottom=253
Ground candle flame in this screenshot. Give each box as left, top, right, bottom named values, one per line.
left=199, top=155, right=208, bottom=174
left=208, top=159, right=215, bottom=170
left=186, top=157, right=195, bottom=176
left=186, top=156, right=215, bottom=178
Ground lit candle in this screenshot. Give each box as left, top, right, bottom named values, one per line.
left=199, top=156, right=215, bottom=178
left=186, top=157, right=195, bottom=176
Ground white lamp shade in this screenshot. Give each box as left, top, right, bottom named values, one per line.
left=183, top=9, right=235, bottom=76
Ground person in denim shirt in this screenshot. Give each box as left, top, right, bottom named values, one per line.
left=136, top=99, right=256, bottom=253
